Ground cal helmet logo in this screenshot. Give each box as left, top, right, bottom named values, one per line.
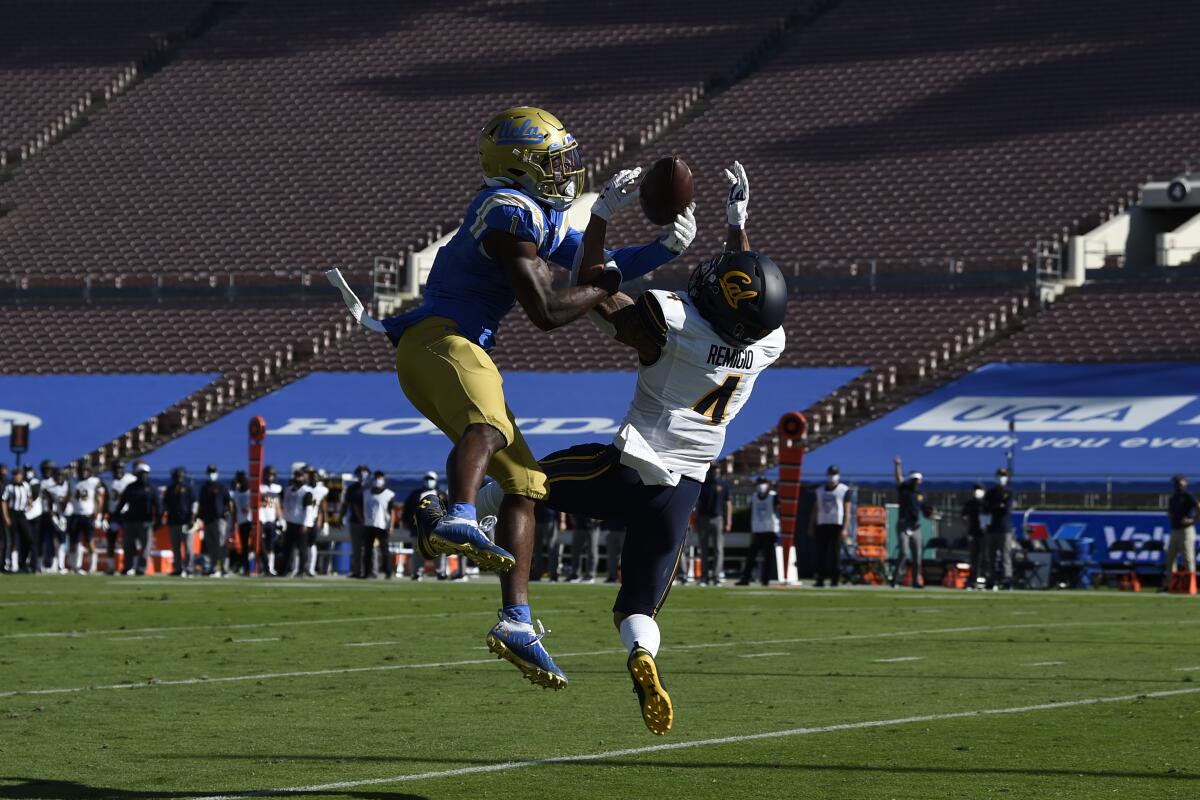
left=720, top=271, right=758, bottom=309
left=497, top=118, right=545, bottom=145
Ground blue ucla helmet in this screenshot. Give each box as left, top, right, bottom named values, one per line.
left=688, top=250, right=787, bottom=346
left=478, top=107, right=585, bottom=211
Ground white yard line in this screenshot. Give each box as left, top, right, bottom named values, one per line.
left=342, top=641, right=404, bottom=648
left=5, top=618, right=1193, bottom=699
left=193, top=686, right=1200, bottom=799
left=737, top=652, right=791, bottom=659
left=1024, top=661, right=1066, bottom=667
left=873, top=656, right=924, bottom=663
left=0, top=612, right=463, bottom=640
left=107, top=635, right=166, bottom=642
left=231, top=638, right=281, bottom=644
left=1174, top=666, right=1200, bottom=672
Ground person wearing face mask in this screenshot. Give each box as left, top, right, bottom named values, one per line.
left=303, top=467, right=330, bottom=576
left=230, top=471, right=255, bottom=575
left=402, top=471, right=450, bottom=580
left=197, top=464, right=234, bottom=577
left=339, top=464, right=371, bottom=578
left=360, top=471, right=398, bottom=579
left=695, top=463, right=732, bottom=586
left=982, top=467, right=1014, bottom=590
left=258, top=466, right=283, bottom=577
left=737, top=476, right=781, bottom=586
left=37, top=460, right=68, bottom=573
left=960, top=483, right=987, bottom=589
left=282, top=468, right=308, bottom=577
left=809, top=465, right=851, bottom=588
left=117, top=463, right=159, bottom=575
left=2, top=467, right=35, bottom=573
left=891, top=455, right=931, bottom=588
left=103, top=461, right=136, bottom=575
left=162, top=467, right=196, bottom=577
left=1162, top=474, right=1198, bottom=591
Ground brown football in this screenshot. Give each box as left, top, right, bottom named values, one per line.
left=639, top=156, right=694, bottom=225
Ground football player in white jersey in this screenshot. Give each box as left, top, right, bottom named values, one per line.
left=473, top=163, right=786, bottom=733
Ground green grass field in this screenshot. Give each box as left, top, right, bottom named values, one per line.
left=1, top=576, right=1198, bottom=799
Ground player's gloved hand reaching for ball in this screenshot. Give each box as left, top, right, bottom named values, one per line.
left=724, top=160, right=749, bottom=228
left=660, top=202, right=696, bottom=254
left=591, top=167, right=643, bottom=222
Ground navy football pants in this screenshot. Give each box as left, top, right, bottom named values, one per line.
left=540, top=443, right=700, bottom=617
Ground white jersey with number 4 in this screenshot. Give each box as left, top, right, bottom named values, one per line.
left=609, top=290, right=785, bottom=485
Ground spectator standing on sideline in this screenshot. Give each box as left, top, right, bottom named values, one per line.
left=568, top=514, right=599, bottom=582
left=605, top=523, right=625, bottom=584
left=258, top=466, right=283, bottom=576
left=982, top=467, right=1014, bottom=590
left=103, top=461, right=135, bottom=575
left=810, top=466, right=851, bottom=587
left=339, top=464, right=370, bottom=578
left=361, top=471, right=398, bottom=579
left=402, top=471, right=448, bottom=580
left=197, top=464, right=234, bottom=577
left=282, top=468, right=307, bottom=576
left=695, top=464, right=732, bottom=585
left=2, top=468, right=34, bottom=573
left=303, top=467, right=329, bottom=577
left=961, top=483, right=986, bottom=589
left=163, top=468, right=195, bottom=577
left=38, top=460, right=67, bottom=572
left=118, top=464, right=159, bottom=575
left=891, top=456, right=931, bottom=588
left=739, top=476, right=781, bottom=585
left=1162, top=474, right=1198, bottom=591
left=230, top=471, right=254, bottom=575
left=530, top=501, right=561, bottom=582
left=22, top=466, right=42, bottom=573
left=0, top=464, right=11, bottom=573
left=67, top=464, right=104, bottom=574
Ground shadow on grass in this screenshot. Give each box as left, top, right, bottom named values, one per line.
left=0, top=777, right=426, bottom=800
left=138, top=756, right=1199, bottom=782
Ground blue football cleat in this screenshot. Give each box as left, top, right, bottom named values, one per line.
left=423, top=504, right=514, bottom=573
left=486, top=611, right=568, bottom=690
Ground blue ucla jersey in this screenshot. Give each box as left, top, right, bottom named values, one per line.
left=383, top=187, right=581, bottom=351
left=382, top=187, right=681, bottom=352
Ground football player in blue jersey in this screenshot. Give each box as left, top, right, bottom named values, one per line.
left=328, top=107, right=695, bottom=689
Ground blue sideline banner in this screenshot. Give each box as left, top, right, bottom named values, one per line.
left=140, top=368, right=862, bottom=478
left=0, top=374, right=218, bottom=466
left=808, top=363, right=1200, bottom=486
left=1022, top=509, right=1190, bottom=567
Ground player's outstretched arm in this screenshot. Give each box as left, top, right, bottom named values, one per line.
left=589, top=291, right=667, bottom=364
left=723, top=161, right=750, bottom=253
left=487, top=232, right=615, bottom=332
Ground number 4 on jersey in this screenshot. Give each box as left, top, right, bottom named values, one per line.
left=692, top=374, right=743, bottom=424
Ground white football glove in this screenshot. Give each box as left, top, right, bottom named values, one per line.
left=724, top=160, right=749, bottom=228
left=661, top=202, right=697, bottom=254
left=591, top=167, right=642, bottom=222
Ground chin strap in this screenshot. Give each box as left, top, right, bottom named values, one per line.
left=325, top=268, right=387, bottom=334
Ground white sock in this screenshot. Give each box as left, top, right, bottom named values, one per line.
left=308, top=545, right=317, bottom=572
left=619, top=614, right=661, bottom=657
left=476, top=481, right=503, bottom=520
left=89, top=551, right=97, bottom=573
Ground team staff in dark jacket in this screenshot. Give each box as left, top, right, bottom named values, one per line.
left=960, top=483, right=986, bottom=588
left=118, top=464, right=160, bottom=575
left=1163, top=474, right=1198, bottom=590
left=982, top=467, right=1014, bottom=590
left=339, top=464, right=370, bottom=578
left=162, top=468, right=196, bottom=576
left=197, top=464, right=234, bottom=576
left=891, top=456, right=934, bottom=588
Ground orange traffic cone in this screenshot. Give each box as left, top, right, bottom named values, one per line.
left=1169, top=571, right=1198, bottom=595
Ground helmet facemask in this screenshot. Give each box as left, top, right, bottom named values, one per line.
left=480, top=108, right=585, bottom=211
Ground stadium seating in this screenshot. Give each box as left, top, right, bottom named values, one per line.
left=973, top=283, right=1200, bottom=364
left=0, top=302, right=346, bottom=374
left=607, top=0, right=1200, bottom=272
left=0, top=0, right=809, bottom=284
left=0, top=0, right=208, bottom=164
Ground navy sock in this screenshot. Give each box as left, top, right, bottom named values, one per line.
left=449, top=502, right=477, bottom=522
left=503, top=603, right=532, bottom=624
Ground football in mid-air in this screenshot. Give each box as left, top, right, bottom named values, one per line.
left=639, top=155, right=694, bottom=225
